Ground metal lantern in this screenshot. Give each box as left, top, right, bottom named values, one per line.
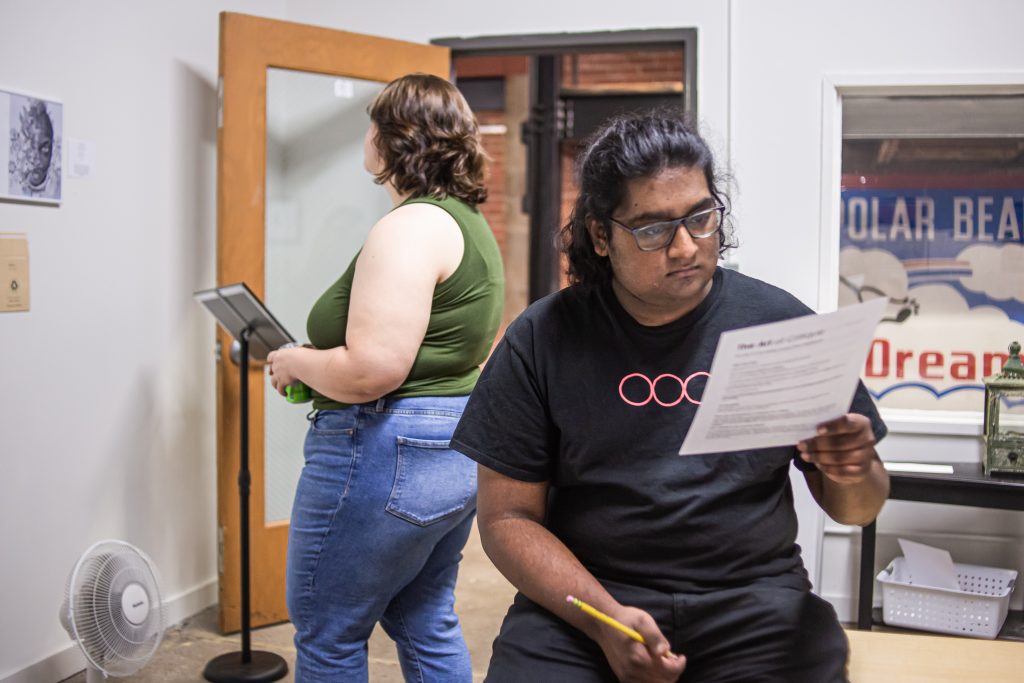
left=984, top=341, right=1024, bottom=475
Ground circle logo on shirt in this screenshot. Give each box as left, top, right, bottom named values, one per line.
left=618, top=372, right=710, bottom=407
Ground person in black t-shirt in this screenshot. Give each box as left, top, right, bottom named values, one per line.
left=450, top=112, right=890, bottom=683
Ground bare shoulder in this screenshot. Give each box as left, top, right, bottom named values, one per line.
left=361, top=201, right=464, bottom=279
left=366, top=201, right=461, bottom=247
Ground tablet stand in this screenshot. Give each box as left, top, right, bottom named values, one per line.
left=195, top=283, right=290, bottom=683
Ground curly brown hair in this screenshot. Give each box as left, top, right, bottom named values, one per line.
left=368, top=73, right=488, bottom=206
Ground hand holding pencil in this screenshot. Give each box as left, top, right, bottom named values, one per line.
left=567, top=595, right=649, bottom=645
left=566, top=594, right=685, bottom=681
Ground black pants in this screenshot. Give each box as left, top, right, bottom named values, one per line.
left=484, top=577, right=849, bottom=683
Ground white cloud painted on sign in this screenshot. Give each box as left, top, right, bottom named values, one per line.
left=839, top=246, right=910, bottom=314
left=909, top=284, right=1010, bottom=321
left=958, top=243, right=1024, bottom=302
left=840, top=245, right=1021, bottom=410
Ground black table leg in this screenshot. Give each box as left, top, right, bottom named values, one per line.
left=858, top=520, right=876, bottom=630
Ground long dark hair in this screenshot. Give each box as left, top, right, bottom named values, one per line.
left=369, top=73, right=488, bottom=206
left=559, top=110, right=735, bottom=287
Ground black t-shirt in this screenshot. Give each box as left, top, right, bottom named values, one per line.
left=451, top=267, right=887, bottom=593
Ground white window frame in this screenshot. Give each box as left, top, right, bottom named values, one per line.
left=817, top=72, right=1024, bottom=437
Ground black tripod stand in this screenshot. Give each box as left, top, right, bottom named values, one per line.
left=195, top=283, right=295, bottom=682
left=203, top=327, right=288, bottom=683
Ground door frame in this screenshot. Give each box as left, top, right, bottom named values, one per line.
left=433, top=29, right=697, bottom=301
left=216, top=11, right=449, bottom=632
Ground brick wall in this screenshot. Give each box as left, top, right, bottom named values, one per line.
left=454, top=55, right=528, bottom=78
left=476, top=109, right=508, bottom=253
left=562, top=49, right=684, bottom=87
left=453, top=56, right=528, bottom=258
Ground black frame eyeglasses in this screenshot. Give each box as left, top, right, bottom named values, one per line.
left=608, top=205, right=726, bottom=252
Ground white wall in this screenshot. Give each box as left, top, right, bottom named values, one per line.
left=2, top=1, right=1022, bottom=679
left=0, top=2, right=288, bottom=681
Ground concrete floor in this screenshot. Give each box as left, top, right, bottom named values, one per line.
left=61, top=524, right=517, bottom=682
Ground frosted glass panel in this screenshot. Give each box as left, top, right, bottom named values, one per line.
left=264, top=69, right=391, bottom=524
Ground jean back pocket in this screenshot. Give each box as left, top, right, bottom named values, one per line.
left=386, top=437, right=477, bottom=526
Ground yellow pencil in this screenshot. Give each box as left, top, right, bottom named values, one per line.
left=566, top=595, right=646, bottom=644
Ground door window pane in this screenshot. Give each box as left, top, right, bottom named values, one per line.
left=263, top=69, right=390, bottom=523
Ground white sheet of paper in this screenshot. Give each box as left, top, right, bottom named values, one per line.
left=883, top=462, right=955, bottom=474
left=898, top=538, right=960, bottom=591
left=67, top=137, right=95, bottom=179
left=679, top=297, right=888, bottom=455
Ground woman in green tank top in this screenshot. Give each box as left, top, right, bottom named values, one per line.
left=266, top=74, right=503, bottom=682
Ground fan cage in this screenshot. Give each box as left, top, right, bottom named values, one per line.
left=64, top=540, right=166, bottom=677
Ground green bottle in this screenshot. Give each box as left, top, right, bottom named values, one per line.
left=285, top=382, right=312, bottom=404
left=278, top=343, right=313, bottom=404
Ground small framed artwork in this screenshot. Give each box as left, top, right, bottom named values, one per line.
left=0, top=88, right=62, bottom=204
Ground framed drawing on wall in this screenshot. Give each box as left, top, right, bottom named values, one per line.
left=0, top=88, right=62, bottom=204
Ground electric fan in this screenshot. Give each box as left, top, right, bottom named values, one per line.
left=59, top=540, right=166, bottom=681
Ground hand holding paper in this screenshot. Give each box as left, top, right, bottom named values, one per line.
left=796, top=413, right=879, bottom=485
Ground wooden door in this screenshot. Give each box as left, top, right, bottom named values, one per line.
left=216, top=11, right=449, bottom=632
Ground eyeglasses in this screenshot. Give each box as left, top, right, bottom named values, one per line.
left=608, top=205, right=726, bottom=252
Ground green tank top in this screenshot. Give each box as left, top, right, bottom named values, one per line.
left=306, top=195, right=504, bottom=410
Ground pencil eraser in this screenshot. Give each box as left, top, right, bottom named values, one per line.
left=566, top=595, right=575, bottom=603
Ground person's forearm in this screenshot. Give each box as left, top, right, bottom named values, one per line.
left=291, top=346, right=403, bottom=404
left=815, top=454, right=890, bottom=526
left=480, top=515, right=623, bottom=642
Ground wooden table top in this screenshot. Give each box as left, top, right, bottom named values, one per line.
left=846, top=628, right=1024, bottom=683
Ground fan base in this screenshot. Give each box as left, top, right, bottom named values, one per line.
left=203, top=650, right=288, bottom=683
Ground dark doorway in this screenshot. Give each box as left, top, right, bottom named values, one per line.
left=433, top=30, right=698, bottom=322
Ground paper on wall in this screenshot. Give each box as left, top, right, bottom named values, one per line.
left=0, top=233, right=29, bottom=312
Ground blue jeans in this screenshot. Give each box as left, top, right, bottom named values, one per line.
left=286, top=395, right=476, bottom=682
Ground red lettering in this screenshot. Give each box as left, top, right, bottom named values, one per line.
left=950, top=351, right=976, bottom=380
left=919, top=352, right=944, bottom=379
left=896, top=350, right=914, bottom=379
left=984, top=352, right=1009, bottom=376
left=863, top=343, right=1009, bottom=383
left=866, top=338, right=889, bottom=377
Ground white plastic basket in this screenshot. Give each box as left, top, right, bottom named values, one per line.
left=876, top=557, right=1018, bottom=639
